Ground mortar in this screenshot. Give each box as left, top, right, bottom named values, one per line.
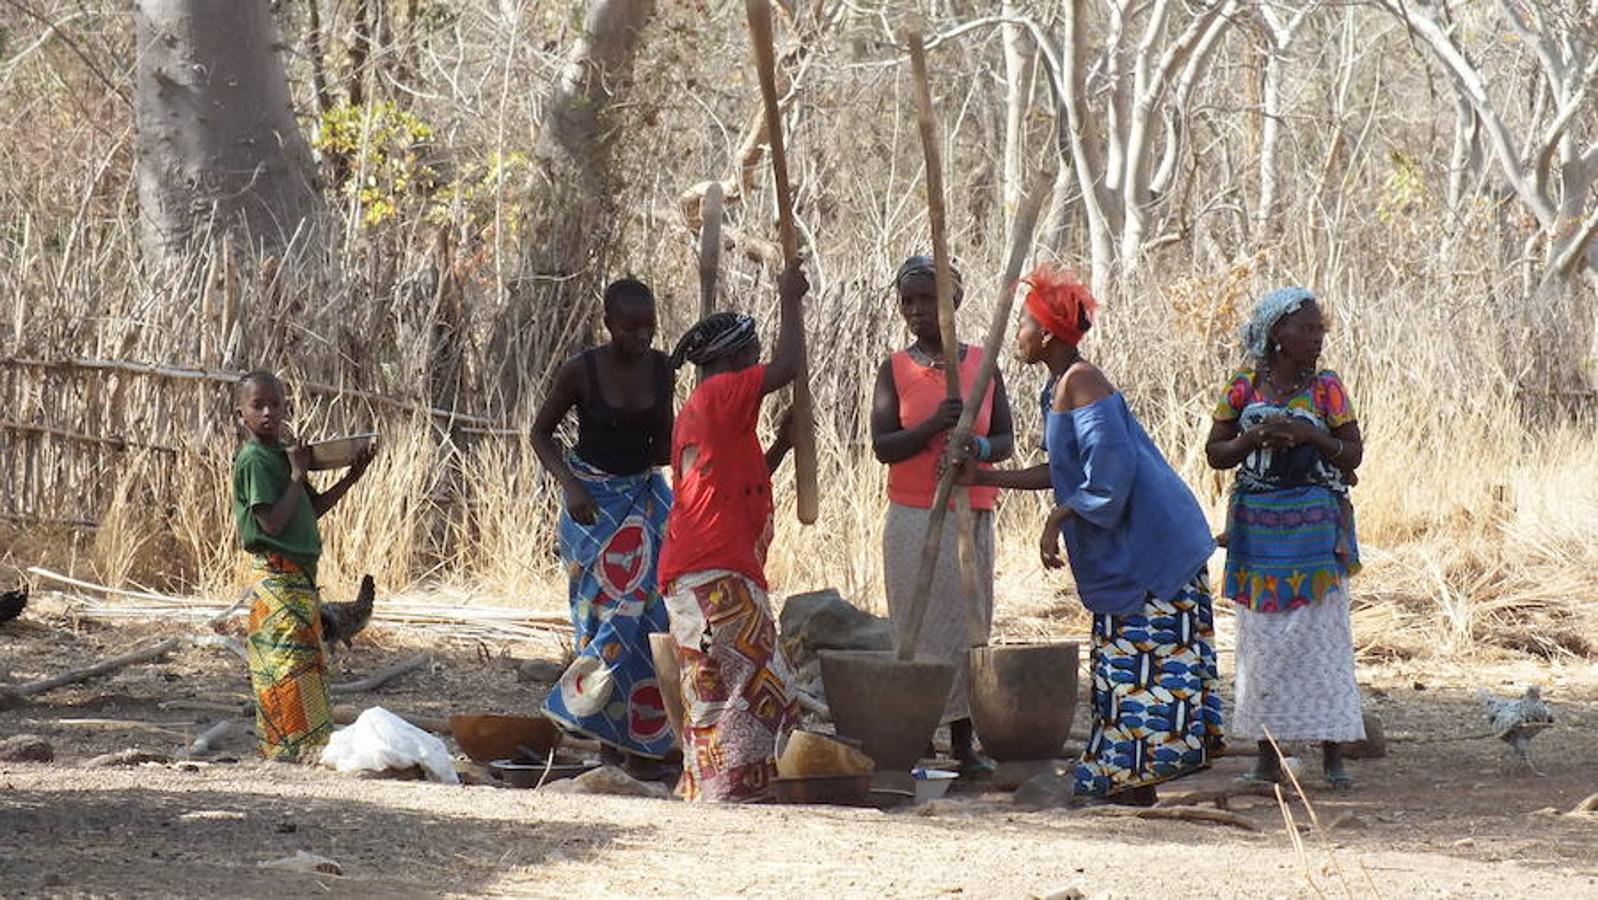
left=968, top=642, right=1079, bottom=761
left=819, top=650, right=953, bottom=791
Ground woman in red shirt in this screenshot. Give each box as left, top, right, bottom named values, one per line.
left=657, top=258, right=809, bottom=802
left=870, top=255, right=1014, bottom=777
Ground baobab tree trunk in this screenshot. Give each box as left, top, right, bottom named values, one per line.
left=488, top=0, right=656, bottom=414
left=134, top=0, right=322, bottom=259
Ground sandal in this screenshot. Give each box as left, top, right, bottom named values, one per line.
left=1325, top=770, right=1354, bottom=790
left=1238, top=770, right=1281, bottom=785
left=956, top=755, right=997, bottom=780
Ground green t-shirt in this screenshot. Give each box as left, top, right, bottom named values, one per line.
left=233, top=440, right=322, bottom=575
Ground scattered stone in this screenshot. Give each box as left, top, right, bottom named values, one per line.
left=539, top=765, right=670, bottom=799
left=277, top=820, right=298, bottom=834
left=1412, top=681, right=1427, bottom=691
left=1531, top=807, right=1561, bottom=817
left=0, top=734, right=54, bottom=763
left=1036, top=890, right=1085, bottom=900
left=1341, top=712, right=1387, bottom=759
left=779, top=589, right=893, bottom=660
left=257, top=850, right=342, bottom=876
left=84, top=749, right=171, bottom=768
left=1454, top=837, right=1476, bottom=848
left=1013, top=772, right=1075, bottom=810
left=516, top=659, right=566, bottom=684
left=1569, top=794, right=1598, bottom=816
left=906, top=799, right=965, bottom=817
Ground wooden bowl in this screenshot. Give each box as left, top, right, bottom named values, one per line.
left=449, top=714, right=560, bottom=764
left=776, top=729, right=875, bottom=779
left=773, top=773, right=874, bottom=806
left=307, top=433, right=378, bottom=470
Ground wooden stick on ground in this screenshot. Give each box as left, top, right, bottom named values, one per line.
left=328, top=652, right=429, bottom=695
left=1078, top=804, right=1262, bottom=832
left=747, top=0, right=819, bottom=526
left=0, top=637, right=181, bottom=708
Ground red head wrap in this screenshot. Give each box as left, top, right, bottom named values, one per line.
left=1022, top=264, right=1097, bottom=346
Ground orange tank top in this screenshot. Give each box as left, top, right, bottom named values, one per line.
left=887, top=346, right=999, bottom=511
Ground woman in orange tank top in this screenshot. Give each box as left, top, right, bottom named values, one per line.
left=869, top=255, right=1014, bottom=777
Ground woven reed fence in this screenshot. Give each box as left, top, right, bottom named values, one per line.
left=0, top=357, right=518, bottom=530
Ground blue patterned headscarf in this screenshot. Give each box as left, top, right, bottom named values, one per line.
left=1242, top=286, right=1315, bottom=359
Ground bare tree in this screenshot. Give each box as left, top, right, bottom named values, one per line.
left=133, top=0, right=323, bottom=258
left=1378, top=0, right=1598, bottom=384
left=489, top=0, right=656, bottom=412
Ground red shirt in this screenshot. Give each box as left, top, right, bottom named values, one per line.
left=887, top=347, right=999, bottom=510
left=658, top=365, right=775, bottom=591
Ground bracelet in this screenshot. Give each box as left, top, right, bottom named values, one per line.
left=973, top=435, right=993, bottom=462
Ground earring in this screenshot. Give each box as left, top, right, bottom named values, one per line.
left=1273, top=341, right=1282, bottom=353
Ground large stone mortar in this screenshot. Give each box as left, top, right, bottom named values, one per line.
left=969, top=642, right=1079, bottom=761
left=819, top=650, right=954, bottom=782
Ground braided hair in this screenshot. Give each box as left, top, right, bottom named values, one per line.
left=669, top=312, right=758, bottom=370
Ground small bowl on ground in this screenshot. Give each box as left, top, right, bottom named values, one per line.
left=450, top=714, right=561, bottom=765
left=490, top=758, right=597, bottom=789
left=912, top=767, right=959, bottom=803
left=307, top=433, right=378, bottom=470
left=773, top=773, right=874, bottom=806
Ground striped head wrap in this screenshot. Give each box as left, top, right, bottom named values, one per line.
left=894, top=254, right=963, bottom=305
left=1242, top=286, right=1315, bottom=359
left=670, top=312, right=758, bottom=370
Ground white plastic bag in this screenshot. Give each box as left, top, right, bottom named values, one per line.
left=319, top=706, right=459, bottom=784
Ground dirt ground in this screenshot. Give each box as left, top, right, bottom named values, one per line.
left=3, top=591, right=1598, bottom=898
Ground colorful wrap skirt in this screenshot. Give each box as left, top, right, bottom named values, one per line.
left=1073, top=571, right=1224, bottom=798
left=542, top=458, right=675, bottom=758
left=1223, top=485, right=1359, bottom=612
left=663, top=570, right=799, bottom=802
left=246, top=555, right=333, bottom=762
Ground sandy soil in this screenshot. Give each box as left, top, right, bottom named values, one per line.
left=3, top=592, right=1598, bottom=898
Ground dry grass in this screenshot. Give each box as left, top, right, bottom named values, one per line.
left=1, top=1, right=1595, bottom=662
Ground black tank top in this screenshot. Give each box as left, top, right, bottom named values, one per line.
left=573, top=348, right=672, bottom=476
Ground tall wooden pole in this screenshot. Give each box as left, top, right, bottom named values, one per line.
left=747, top=0, right=819, bottom=525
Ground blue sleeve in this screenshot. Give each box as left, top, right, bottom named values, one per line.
left=1062, top=401, right=1135, bottom=529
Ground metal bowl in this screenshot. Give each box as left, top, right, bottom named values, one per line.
left=773, top=773, right=874, bottom=806
left=307, top=433, right=378, bottom=470
left=489, top=758, right=597, bottom=789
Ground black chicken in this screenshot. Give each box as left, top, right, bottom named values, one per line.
left=0, top=586, right=27, bottom=626
left=319, top=575, right=375, bottom=652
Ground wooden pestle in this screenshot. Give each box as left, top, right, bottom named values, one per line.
left=896, top=29, right=977, bottom=662
left=747, top=0, right=819, bottom=525
left=696, top=182, right=724, bottom=386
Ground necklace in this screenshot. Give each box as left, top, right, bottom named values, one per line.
left=1261, top=362, right=1313, bottom=400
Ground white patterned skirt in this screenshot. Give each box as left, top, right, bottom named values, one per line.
left=1231, top=592, right=1365, bottom=743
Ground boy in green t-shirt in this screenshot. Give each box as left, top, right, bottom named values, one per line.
left=234, top=371, right=373, bottom=761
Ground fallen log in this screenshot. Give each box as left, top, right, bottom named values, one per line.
left=0, top=637, right=181, bottom=708
left=329, top=653, right=428, bottom=694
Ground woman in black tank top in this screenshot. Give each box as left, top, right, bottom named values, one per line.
left=531, top=279, right=677, bottom=774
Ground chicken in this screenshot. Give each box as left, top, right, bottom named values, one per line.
left=319, top=575, right=375, bottom=653
left=0, top=586, right=26, bottom=625
left=1478, top=685, right=1554, bottom=774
